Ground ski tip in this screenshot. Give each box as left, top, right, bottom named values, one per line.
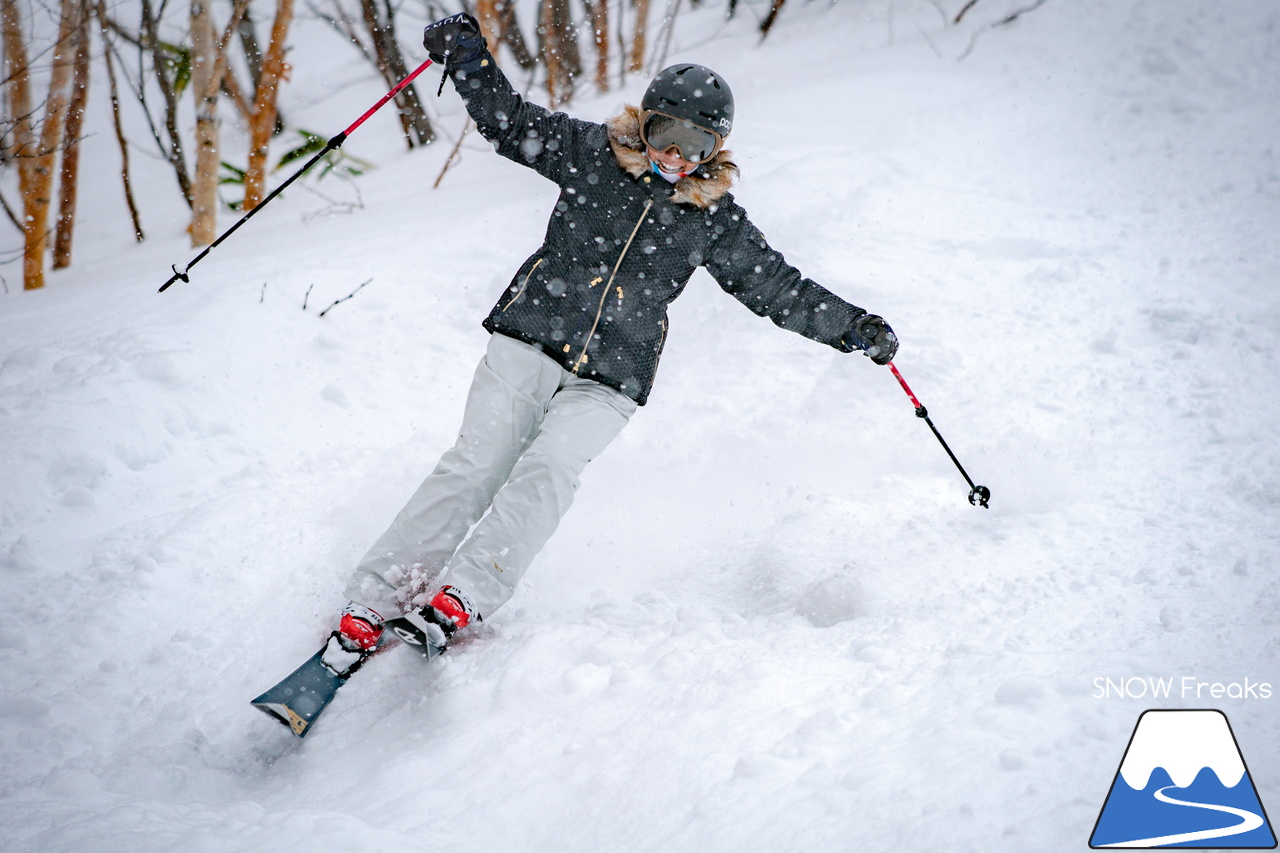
left=251, top=699, right=314, bottom=737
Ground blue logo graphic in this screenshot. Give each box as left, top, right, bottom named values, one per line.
left=1091, top=710, right=1276, bottom=848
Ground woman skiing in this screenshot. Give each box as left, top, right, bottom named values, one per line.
left=320, top=13, right=898, bottom=676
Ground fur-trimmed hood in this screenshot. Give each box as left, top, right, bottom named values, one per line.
left=606, top=105, right=738, bottom=209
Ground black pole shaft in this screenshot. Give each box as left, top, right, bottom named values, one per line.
left=158, top=58, right=434, bottom=293
left=918, top=409, right=978, bottom=492
left=887, top=361, right=990, bottom=507
left=159, top=135, right=345, bottom=292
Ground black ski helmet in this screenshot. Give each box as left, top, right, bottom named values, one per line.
left=641, top=64, right=734, bottom=137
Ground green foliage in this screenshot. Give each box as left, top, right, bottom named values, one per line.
left=215, top=132, right=375, bottom=210
left=218, top=161, right=247, bottom=211
left=276, top=130, right=373, bottom=180
left=157, top=41, right=191, bottom=97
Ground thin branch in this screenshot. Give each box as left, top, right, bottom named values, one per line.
left=953, top=0, right=979, bottom=25
left=0, top=186, right=22, bottom=230
left=433, top=116, right=472, bottom=189
left=995, top=0, right=1050, bottom=26
left=96, top=0, right=144, bottom=240
left=319, top=277, right=372, bottom=316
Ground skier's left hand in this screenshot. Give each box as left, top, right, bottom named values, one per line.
left=847, top=313, right=898, bottom=365
left=423, top=13, right=486, bottom=68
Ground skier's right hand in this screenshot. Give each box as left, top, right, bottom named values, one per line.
left=846, top=313, right=899, bottom=365
left=423, top=13, right=485, bottom=67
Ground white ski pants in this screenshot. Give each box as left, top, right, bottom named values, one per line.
left=343, top=333, right=636, bottom=620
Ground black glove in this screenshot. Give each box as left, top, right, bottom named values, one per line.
left=846, top=313, right=898, bottom=365
left=423, top=13, right=485, bottom=68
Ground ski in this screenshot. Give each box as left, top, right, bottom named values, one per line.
left=252, top=612, right=448, bottom=738
left=382, top=610, right=450, bottom=660
left=251, top=644, right=348, bottom=738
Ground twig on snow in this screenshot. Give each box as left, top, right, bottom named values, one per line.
left=319, top=277, right=372, bottom=317
left=434, top=117, right=474, bottom=189
left=995, top=0, right=1051, bottom=27
left=953, top=0, right=981, bottom=25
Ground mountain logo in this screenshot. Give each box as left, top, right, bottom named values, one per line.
left=1090, top=709, right=1276, bottom=848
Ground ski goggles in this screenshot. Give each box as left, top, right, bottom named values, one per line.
left=639, top=110, right=725, bottom=164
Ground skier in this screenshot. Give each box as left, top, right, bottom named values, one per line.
left=320, top=13, right=899, bottom=677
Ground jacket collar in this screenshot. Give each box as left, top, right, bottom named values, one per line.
left=607, top=105, right=738, bottom=209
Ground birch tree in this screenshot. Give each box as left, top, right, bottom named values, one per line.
left=188, top=0, right=247, bottom=246
left=242, top=0, right=295, bottom=210
left=2, top=0, right=77, bottom=290
left=309, top=0, right=434, bottom=149
left=53, top=0, right=91, bottom=268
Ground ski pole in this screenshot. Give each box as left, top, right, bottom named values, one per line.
left=886, top=361, right=991, bottom=508
left=159, top=58, right=434, bottom=293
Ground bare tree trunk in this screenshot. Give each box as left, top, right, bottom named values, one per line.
left=497, top=0, right=535, bottom=70
left=237, top=0, right=263, bottom=88
left=242, top=0, right=295, bottom=211
left=586, top=0, right=608, bottom=92
left=539, top=0, right=559, bottom=107
left=219, top=56, right=253, bottom=121
left=53, top=0, right=92, bottom=269
left=140, top=0, right=193, bottom=207
left=357, top=0, right=433, bottom=149
left=312, top=0, right=434, bottom=149
left=539, top=0, right=581, bottom=106
left=11, top=0, right=77, bottom=289
left=1, top=0, right=37, bottom=285
left=759, top=0, right=785, bottom=39
left=189, top=0, right=220, bottom=245
left=95, top=0, right=144, bottom=241
left=475, top=0, right=500, bottom=59
left=629, top=0, right=650, bottom=73
left=189, top=0, right=248, bottom=242
left=559, top=0, right=583, bottom=85
left=225, top=0, right=273, bottom=129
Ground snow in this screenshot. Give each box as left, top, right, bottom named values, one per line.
left=2, top=1, right=1279, bottom=851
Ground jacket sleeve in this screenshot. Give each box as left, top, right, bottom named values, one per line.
left=449, top=52, right=600, bottom=185
left=703, top=197, right=866, bottom=352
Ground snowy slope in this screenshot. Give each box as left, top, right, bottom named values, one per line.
left=2, top=1, right=1279, bottom=851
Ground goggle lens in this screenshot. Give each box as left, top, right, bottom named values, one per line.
left=641, top=112, right=721, bottom=164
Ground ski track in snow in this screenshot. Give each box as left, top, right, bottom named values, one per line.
left=2, top=1, right=1279, bottom=851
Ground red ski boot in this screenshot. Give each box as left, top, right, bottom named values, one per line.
left=320, top=602, right=384, bottom=677
left=383, top=586, right=476, bottom=659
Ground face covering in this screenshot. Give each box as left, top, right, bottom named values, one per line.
left=650, top=160, right=690, bottom=183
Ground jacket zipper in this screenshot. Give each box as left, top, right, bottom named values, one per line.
left=572, top=199, right=653, bottom=374
left=502, top=257, right=543, bottom=311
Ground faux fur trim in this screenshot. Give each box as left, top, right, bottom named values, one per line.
left=607, top=105, right=738, bottom=209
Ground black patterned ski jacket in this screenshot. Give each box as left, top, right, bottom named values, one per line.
left=449, top=53, right=868, bottom=405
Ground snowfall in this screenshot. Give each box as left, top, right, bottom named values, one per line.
left=2, top=0, right=1278, bottom=850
